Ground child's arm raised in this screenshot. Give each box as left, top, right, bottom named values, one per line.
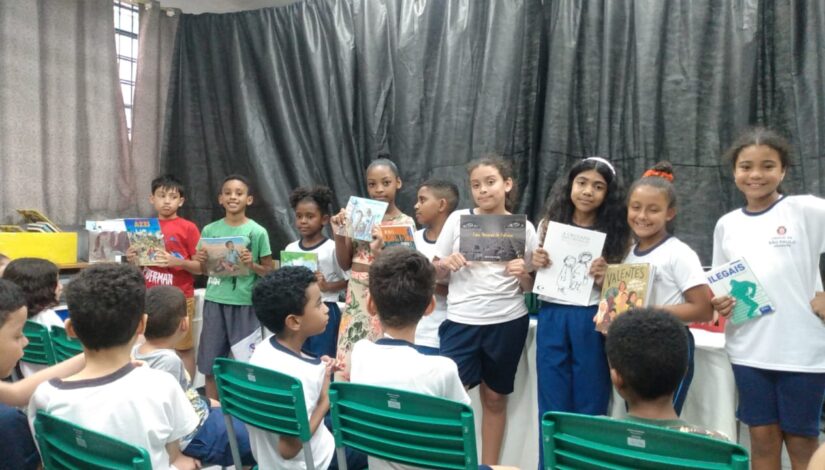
left=0, top=354, right=85, bottom=407
left=330, top=209, right=354, bottom=271
left=660, top=285, right=714, bottom=323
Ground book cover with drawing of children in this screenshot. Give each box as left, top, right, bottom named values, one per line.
left=201, top=236, right=250, bottom=277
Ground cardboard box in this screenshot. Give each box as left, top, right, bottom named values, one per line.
left=0, top=232, right=78, bottom=265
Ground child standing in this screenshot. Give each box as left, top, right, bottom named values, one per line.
left=285, top=186, right=348, bottom=358
left=130, top=174, right=202, bottom=379
left=330, top=159, right=415, bottom=378
left=3, top=258, right=64, bottom=377
left=621, top=162, right=713, bottom=414
left=195, top=174, right=274, bottom=400
left=412, top=179, right=459, bottom=354
left=531, top=157, right=630, bottom=449
left=434, top=155, right=538, bottom=465
left=711, top=128, right=825, bottom=469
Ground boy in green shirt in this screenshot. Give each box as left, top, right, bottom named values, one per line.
left=195, top=174, right=275, bottom=400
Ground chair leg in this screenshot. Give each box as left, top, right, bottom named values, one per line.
left=336, top=447, right=348, bottom=470
left=303, top=442, right=316, bottom=470
left=224, top=413, right=243, bottom=470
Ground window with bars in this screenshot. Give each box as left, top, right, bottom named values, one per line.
left=114, top=0, right=139, bottom=138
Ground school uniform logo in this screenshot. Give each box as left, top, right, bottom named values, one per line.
left=770, top=225, right=795, bottom=248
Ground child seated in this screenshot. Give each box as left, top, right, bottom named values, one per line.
left=28, top=264, right=200, bottom=470
left=133, top=286, right=255, bottom=467
left=4, top=258, right=65, bottom=376
left=350, top=246, right=515, bottom=470
left=0, top=279, right=39, bottom=469
left=249, top=267, right=366, bottom=469
left=605, top=307, right=728, bottom=439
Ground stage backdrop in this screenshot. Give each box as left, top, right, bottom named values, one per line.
left=162, top=0, right=824, bottom=262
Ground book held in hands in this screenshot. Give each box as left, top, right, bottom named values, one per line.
left=337, top=196, right=389, bottom=242
left=533, top=222, right=606, bottom=306
left=124, top=218, right=165, bottom=267
left=706, top=257, right=775, bottom=325
left=458, top=214, right=527, bottom=262
left=201, top=236, right=250, bottom=277
left=380, top=225, right=415, bottom=249
left=595, top=263, right=655, bottom=334
left=280, top=251, right=319, bottom=272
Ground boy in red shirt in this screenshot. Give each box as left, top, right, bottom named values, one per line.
left=128, top=175, right=202, bottom=378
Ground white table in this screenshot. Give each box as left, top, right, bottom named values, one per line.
left=470, top=320, right=737, bottom=469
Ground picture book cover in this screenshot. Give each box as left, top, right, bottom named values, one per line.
left=339, top=196, right=389, bottom=242
left=86, top=219, right=129, bottom=263
left=458, top=214, right=527, bottom=262
left=124, top=218, right=165, bottom=266
left=706, top=257, right=775, bottom=325
left=280, top=251, right=319, bottom=272
left=533, top=222, right=606, bottom=305
left=380, top=225, right=415, bottom=249
left=201, top=236, right=250, bottom=277
left=595, top=263, right=655, bottom=334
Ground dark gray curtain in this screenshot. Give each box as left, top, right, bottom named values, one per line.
left=162, top=0, right=825, bottom=263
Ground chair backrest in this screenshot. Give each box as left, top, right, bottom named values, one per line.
left=23, top=320, right=55, bottom=365
left=329, top=382, right=478, bottom=470
left=34, top=410, right=152, bottom=469
left=542, top=411, right=749, bottom=469
left=212, top=357, right=315, bottom=467
left=50, top=325, right=83, bottom=363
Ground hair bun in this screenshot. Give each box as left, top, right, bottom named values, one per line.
left=642, top=161, right=674, bottom=182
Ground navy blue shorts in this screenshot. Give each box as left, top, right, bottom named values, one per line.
left=183, top=406, right=256, bottom=466
left=731, top=364, right=825, bottom=436
left=438, top=315, right=529, bottom=394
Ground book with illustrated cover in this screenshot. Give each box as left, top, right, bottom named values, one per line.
left=17, top=209, right=61, bottom=232
left=280, top=251, right=319, bottom=272
left=337, top=196, right=389, bottom=242
left=380, top=225, right=415, bottom=249
left=595, top=263, right=655, bottom=334
left=201, top=236, right=250, bottom=277
left=86, top=219, right=129, bottom=263
left=533, top=222, right=606, bottom=306
left=458, top=214, right=527, bottom=262
left=124, top=218, right=165, bottom=267
left=706, top=257, right=775, bottom=325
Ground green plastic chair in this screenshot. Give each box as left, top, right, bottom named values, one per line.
left=329, top=382, right=478, bottom=470
left=213, top=357, right=316, bottom=470
left=34, top=410, right=152, bottom=469
left=525, top=292, right=541, bottom=315
left=22, top=320, right=55, bottom=366
left=542, top=411, right=749, bottom=469
left=50, top=326, right=83, bottom=363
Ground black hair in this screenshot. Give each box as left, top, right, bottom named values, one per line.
left=66, top=264, right=146, bottom=351
left=289, top=186, right=334, bottom=216
left=252, top=267, right=317, bottom=334
left=151, top=174, right=185, bottom=198
left=724, top=127, right=792, bottom=170
left=368, top=247, right=435, bottom=329
left=221, top=174, right=253, bottom=196
left=3, top=258, right=59, bottom=317
left=628, top=161, right=677, bottom=233
left=466, top=154, right=519, bottom=213
left=418, top=179, right=460, bottom=213
left=605, top=307, right=688, bottom=401
left=367, top=157, right=400, bottom=178
left=540, top=158, right=630, bottom=263
left=144, top=286, right=187, bottom=341
left=0, top=279, right=26, bottom=328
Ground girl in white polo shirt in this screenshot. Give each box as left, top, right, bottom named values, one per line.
left=711, top=128, right=825, bottom=469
